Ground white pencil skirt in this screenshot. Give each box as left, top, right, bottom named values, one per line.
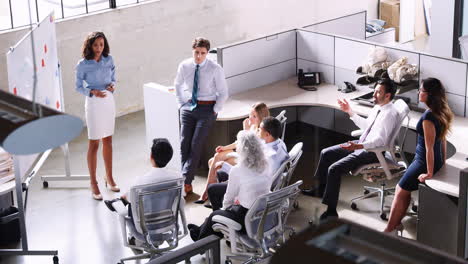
left=85, top=91, right=116, bottom=140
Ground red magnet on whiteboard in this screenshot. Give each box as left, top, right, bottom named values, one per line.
left=44, top=44, right=47, bottom=54
left=56, top=101, right=60, bottom=109
left=42, top=59, right=45, bottom=67
left=13, top=87, right=17, bottom=95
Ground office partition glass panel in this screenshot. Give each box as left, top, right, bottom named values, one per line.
left=62, top=0, right=86, bottom=18
left=37, top=0, right=63, bottom=20
left=0, top=0, right=12, bottom=30
left=11, top=0, right=37, bottom=28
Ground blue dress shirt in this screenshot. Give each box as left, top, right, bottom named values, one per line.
left=174, top=58, right=229, bottom=113
left=75, top=55, right=116, bottom=97
left=265, top=139, right=289, bottom=173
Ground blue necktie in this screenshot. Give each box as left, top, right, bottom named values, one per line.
left=191, top=64, right=200, bottom=110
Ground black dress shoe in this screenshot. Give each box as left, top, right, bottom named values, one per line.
left=188, top=224, right=200, bottom=241
left=204, top=204, right=213, bottom=209
left=104, top=199, right=119, bottom=212
left=301, top=188, right=323, bottom=198
left=319, top=210, right=339, bottom=221
left=194, top=199, right=207, bottom=204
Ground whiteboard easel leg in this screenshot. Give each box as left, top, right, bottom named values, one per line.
left=41, top=143, right=89, bottom=186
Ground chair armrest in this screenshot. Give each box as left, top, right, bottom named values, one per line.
left=364, top=146, right=391, bottom=153
left=351, top=129, right=363, bottom=137
left=212, top=215, right=242, bottom=231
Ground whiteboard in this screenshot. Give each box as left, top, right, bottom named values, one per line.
left=7, top=12, right=62, bottom=111
left=5, top=12, right=61, bottom=179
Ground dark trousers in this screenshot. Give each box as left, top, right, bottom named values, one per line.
left=179, top=104, right=217, bottom=184
left=208, top=182, right=228, bottom=211
left=197, top=205, right=248, bottom=240
left=315, top=143, right=378, bottom=210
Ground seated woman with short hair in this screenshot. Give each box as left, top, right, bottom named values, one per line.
left=188, top=130, right=270, bottom=241
left=196, top=102, right=269, bottom=203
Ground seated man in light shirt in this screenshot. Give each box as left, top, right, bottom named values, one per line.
left=104, top=138, right=186, bottom=226
left=206, top=117, right=289, bottom=211
left=301, top=78, right=399, bottom=221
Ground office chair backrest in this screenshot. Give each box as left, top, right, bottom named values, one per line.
left=129, top=178, right=184, bottom=249
left=275, top=110, right=287, bottom=141
left=270, top=159, right=290, bottom=191
left=389, top=99, right=410, bottom=159
left=244, top=181, right=302, bottom=247
left=276, top=142, right=303, bottom=190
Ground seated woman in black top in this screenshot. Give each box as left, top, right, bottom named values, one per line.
left=384, top=78, right=454, bottom=233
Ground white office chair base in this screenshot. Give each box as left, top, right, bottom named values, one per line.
left=350, top=183, right=394, bottom=220
left=350, top=183, right=417, bottom=221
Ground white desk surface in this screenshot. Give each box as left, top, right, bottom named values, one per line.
left=0, top=179, right=15, bottom=196
left=218, top=77, right=468, bottom=197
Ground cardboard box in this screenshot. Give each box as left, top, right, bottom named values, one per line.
left=380, top=0, right=400, bottom=41
left=380, top=0, right=400, bottom=27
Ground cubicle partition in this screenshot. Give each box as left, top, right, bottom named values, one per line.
left=217, top=19, right=468, bottom=117
left=296, top=30, right=335, bottom=84
left=302, top=11, right=367, bottom=40
left=297, top=27, right=468, bottom=117
left=217, top=30, right=296, bottom=95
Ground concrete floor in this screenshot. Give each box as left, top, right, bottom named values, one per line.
left=0, top=110, right=418, bottom=264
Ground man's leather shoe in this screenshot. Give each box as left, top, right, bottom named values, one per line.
left=301, top=188, right=322, bottom=198
left=104, top=199, right=119, bottom=212
left=184, top=184, right=193, bottom=195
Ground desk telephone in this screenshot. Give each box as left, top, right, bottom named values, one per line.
left=297, top=69, right=321, bottom=91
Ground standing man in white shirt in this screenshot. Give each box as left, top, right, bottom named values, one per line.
left=174, top=37, right=229, bottom=195
left=302, top=78, right=399, bottom=220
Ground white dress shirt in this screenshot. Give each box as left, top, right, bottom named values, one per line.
left=350, top=102, right=399, bottom=149
left=174, top=58, right=229, bottom=113
left=265, top=139, right=289, bottom=180
left=129, top=167, right=186, bottom=220
left=222, top=165, right=270, bottom=209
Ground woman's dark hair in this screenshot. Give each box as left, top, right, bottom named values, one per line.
left=421, top=78, right=454, bottom=140
left=151, top=138, right=173, bottom=168
left=192, top=37, right=210, bottom=51
left=81, top=32, right=110, bottom=60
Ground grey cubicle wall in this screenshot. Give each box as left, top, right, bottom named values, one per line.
left=298, top=27, right=468, bottom=117
left=296, top=30, right=335, bottom=84
left=217, top=30, right=296, bottom=95
left=303, top=11, right=366, bottom=40
left=419, top=55, right=467, bottom=116
left=217, top=22, right=468, bottom=117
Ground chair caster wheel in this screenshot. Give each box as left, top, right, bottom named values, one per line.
left=380, top=213, right=387, bottom=220
left=43, top=181, right=49, bottom=188
left=225, top=259, right=233, bottom=264
left=293, top=201, right=299, bottom=209
left=412, top=205, right=418, bottom=212
left=351, top=202, right=358, bottom=210
left=53, top=256, right=59, bottom=264
left=363, top=189, right=370, bottom=195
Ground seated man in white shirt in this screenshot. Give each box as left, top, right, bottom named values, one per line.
left=301, top=78, right=399, bottom=221
left=104, top=138, right=185, bottom=225
left=206, top=117, right=289, bottom=210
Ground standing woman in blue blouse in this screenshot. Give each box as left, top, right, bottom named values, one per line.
left=385, top=78, right=453, bottom=233
left=76, top=32, right=119, bottom=200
